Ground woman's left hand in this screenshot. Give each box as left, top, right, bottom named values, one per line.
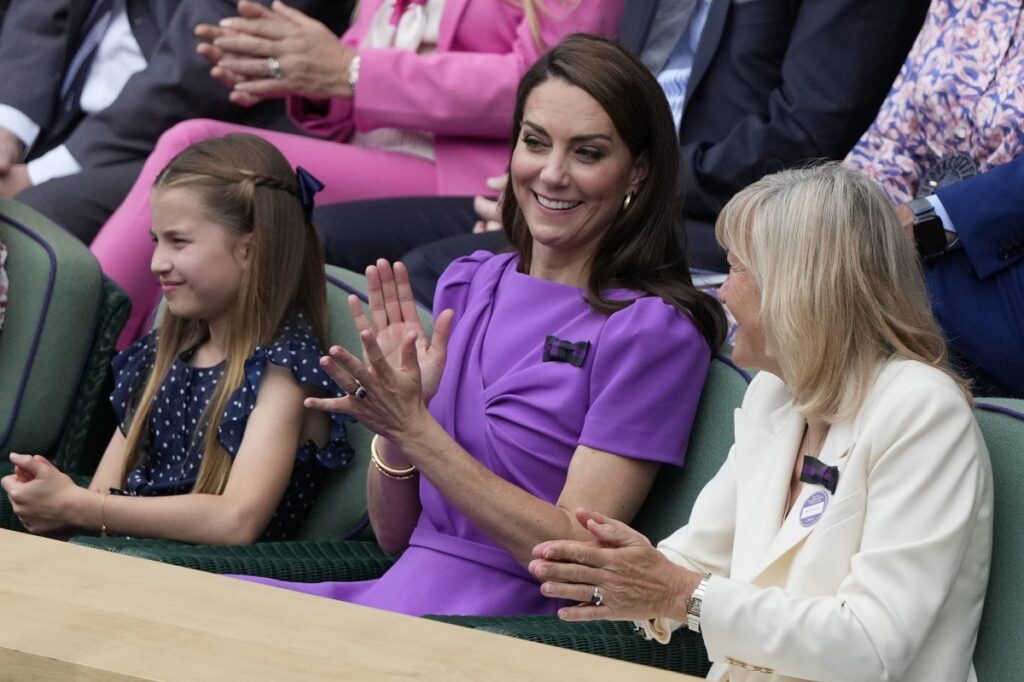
left=0, top=454, right=90, bottom=534
left=196, top=0, right=355, bottom=106
left=306, top=326, right=432, bottom=446
left=529, top=509, right=703, bottom=622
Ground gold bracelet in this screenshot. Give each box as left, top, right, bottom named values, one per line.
left=370, top=435, right=418, bottom=480
left=100, top=492, right=109, bottom=537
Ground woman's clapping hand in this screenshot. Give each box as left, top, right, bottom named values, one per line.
left=304, top=260, right=454, bottom=442
left=529, top=509, right=703, bottom=622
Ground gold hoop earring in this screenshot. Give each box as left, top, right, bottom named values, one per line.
left=622, top=192, right=635, bottom=212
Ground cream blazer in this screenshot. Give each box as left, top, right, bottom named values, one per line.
left=641, top=359, right=993, bottom=682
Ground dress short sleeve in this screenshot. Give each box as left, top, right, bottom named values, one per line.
left=218, top=318, right=353, bottom=470
left=110, top=330, right=158, bottom=434
left=433, top=251, right=512, bottom=321
left=579, top=297, right=711, bottom=466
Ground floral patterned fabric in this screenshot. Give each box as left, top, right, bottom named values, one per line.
left=846, top=0, right=1024, bottom=202
left=0, top=239, right=7, bottom=331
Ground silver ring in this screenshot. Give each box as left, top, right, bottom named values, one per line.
left=353, top=384, right=368, bottom=400
left=590, top=586, right=603, bottom=607
left=267, top=56, right=284, bottom=80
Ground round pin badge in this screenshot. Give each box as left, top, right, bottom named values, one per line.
left=799, top=491, right=829, bottom=527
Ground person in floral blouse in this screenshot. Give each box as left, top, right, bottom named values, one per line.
left=846, top=0, right=1024, bottom=397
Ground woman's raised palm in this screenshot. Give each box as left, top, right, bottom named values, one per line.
left=348, top=261, right=452, bottom=403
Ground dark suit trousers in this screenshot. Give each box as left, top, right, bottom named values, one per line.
left=315, top=195, right=485, bottom=306
left=15, top=160, right=144, bottom=244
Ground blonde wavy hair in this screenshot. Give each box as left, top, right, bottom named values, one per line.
left=121, top=134, right=327, bottom=495
left=715, top=163, right=969, bottom=423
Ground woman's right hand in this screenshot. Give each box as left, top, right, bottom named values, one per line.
left=349, top=260, right=454, bottom=404
left=529, top=509, right=702, bottom=623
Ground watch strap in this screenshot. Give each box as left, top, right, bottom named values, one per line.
left=686, top=573, right=712, bottom=633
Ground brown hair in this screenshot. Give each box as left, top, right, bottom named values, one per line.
left=501, top=33, right=726, bottom=349
left=716, top=162, right=970, bottom=422
left=121, top=134, right=327, bottom=494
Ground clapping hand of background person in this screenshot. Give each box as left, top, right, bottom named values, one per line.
left=472, top=174, right=508, bottom=233
left=0, top=127, right=28, bottom=198
left=529, top=509, right=703, bottom=622
left=196, top=0, right=355, bottom=107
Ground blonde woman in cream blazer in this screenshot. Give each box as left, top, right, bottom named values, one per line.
left=529, top=163, right=993, bottom=682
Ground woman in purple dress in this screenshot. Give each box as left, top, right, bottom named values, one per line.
left=246, top=34, right=727, bottom=616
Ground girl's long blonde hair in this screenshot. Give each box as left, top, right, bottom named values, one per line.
left=716, top=163, right=970, bottom=423
left=120, top=134, right=327, bottom=495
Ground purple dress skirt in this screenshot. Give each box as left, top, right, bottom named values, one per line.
left=240, top=252, right=711, bottom=616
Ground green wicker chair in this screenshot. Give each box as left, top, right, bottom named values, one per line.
left=0, top=198, right=129, bottom=530
left=70, top=267, right=429, bottom=576
left=971, top=398, right=1024, bottom=681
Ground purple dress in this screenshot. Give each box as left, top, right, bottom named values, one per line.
left=246, top=252, right=711, bottom=615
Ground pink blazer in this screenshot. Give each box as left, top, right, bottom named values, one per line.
left=288, top=0, right=624, bottom=196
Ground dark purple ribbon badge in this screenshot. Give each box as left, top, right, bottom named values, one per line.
left=800, top=456, right=839, bottom=494
left=542, top=335, right=591, bottom=368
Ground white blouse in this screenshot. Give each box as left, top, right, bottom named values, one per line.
left=350, top=0, right=447, bottom=161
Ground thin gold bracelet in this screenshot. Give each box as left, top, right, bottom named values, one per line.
left=370, top=435, right=418, bottom=480
left=100, top=492, right=109, bottom=537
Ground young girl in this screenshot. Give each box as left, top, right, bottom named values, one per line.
left=1, top=134, right=351, bottom=543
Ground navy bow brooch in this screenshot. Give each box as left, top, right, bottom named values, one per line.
left=543, top=335, right=591, bottom=368
left=800, top=456, right=839, bottom=494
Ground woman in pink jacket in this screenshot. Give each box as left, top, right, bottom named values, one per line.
left=92, top=0, right=622, bottom=345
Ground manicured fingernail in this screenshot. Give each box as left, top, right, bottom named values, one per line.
left=219, top=18, right=236, bottom=27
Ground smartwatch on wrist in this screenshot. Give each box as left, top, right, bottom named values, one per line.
left=686, top=573, right=712, bottom=633
left=906, top=198, right=949, bottom=260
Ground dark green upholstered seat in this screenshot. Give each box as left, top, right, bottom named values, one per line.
left=0, top=198, right=129, bottom=531
left=972, top=398, right=1024, bottom=681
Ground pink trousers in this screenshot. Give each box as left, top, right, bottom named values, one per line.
left=90, top=119, right=439, bottom=347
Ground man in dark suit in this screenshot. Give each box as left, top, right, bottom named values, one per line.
left=894, top=156, right=1024, bottom=397
left=311, top=0, right=929, bottom=304
left=0, top=0, right=351, bottom=242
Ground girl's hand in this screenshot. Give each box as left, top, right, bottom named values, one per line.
left=196, top=0, right=354, bottom=106
left=349, top=260, right=453, bottom=405
left=528, top=509, right=703, bottom=622
left=1, top=454, right=91, bottom=534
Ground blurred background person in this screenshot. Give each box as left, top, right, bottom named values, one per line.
left=0, top=0, right=351, bottom=241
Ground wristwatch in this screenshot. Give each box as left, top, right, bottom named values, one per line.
left=906, top=198, right=951, bottom=260
left=686, top=573, right=712, bottom=633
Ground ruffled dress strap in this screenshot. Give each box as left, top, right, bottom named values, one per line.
left=217, top=317, right=354, bottom=470
left=110, top=330, right=159, bottom=433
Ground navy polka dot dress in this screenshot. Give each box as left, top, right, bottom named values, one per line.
left=110, top=316, right=353, bottom=541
